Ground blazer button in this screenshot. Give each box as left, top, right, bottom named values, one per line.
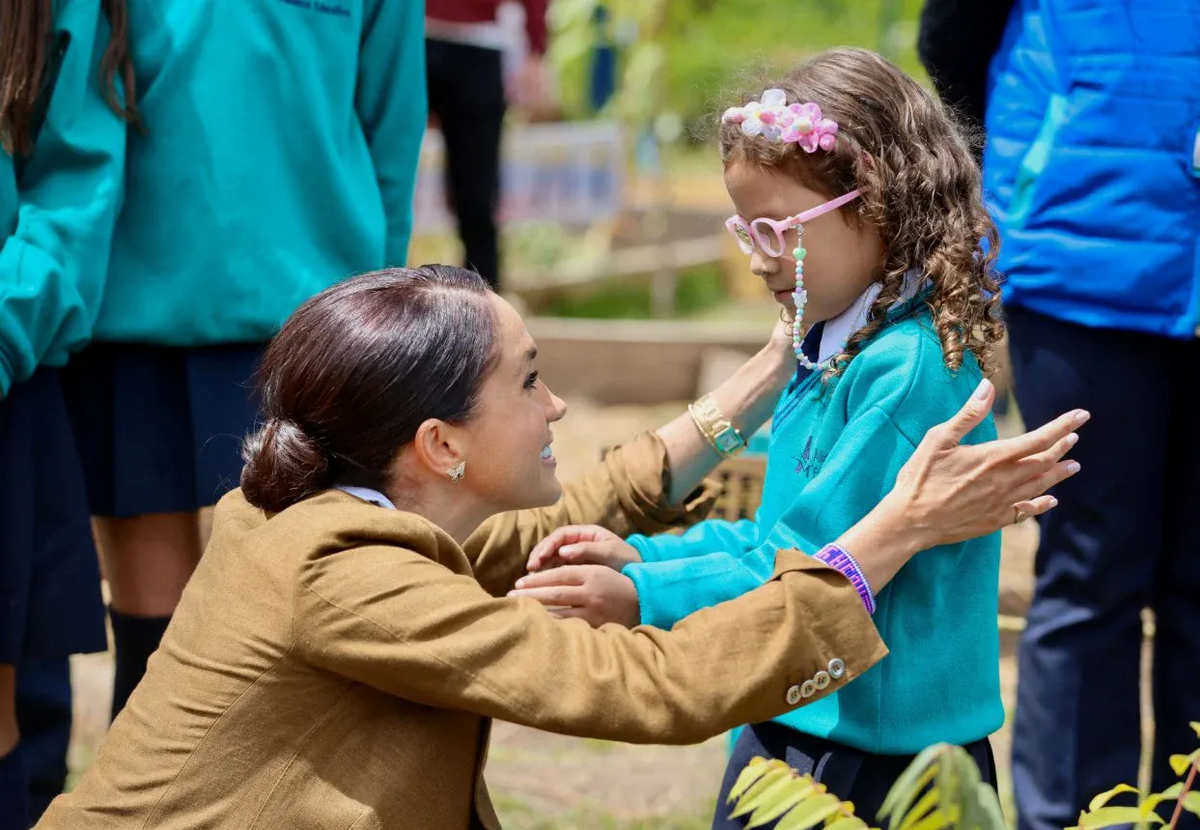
left=801, top=680, right=817, bottom=699
left=828, top=658, right=846, bottom=679
left=814, top=670, right=831, bottom=690
left=786, top=684, right=803, bottom=706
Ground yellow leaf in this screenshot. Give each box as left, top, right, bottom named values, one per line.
left=1190, top=722, right=1199, bottom=739
left=1139, top=783, right=1183, bottom=821
left=897, top=789, right=939, bottom=830
left=965, top=782, right=1008, bottom=830
left=747, top=780, right=818, bottom=829
left=885, top=763, right=940, bottom=829
left=908, top=809, right=952, bottom=830
left=1088, top=784, right=1140, bottom=812
left=834, top=803, right=857, bottom=822
left=824, top=818, right=868, bottom=830
left=1077, top=807, right=1160, bottom=829
left=730, top=768, right=794, bottom=818
left=1181, top=792, right=1200, bottom=819
left=935, top=748, right=971, bottom=816
left=880, top=746, right=944, bottom=825
left=743, top=777, right=816, bottom=827
left=728, top=758, right=778, bottom=804
left=774, top=794, right=844, bottom=830
left=1169, top=750, right=1200, bottom=778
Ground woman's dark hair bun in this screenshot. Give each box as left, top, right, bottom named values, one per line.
left=240, top=417, right=332, bottom=513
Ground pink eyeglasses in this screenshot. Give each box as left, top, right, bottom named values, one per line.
left=725, top=189, right=861, bottom=258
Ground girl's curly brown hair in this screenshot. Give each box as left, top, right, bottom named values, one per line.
left=719, top=47, right=1004, bottom=377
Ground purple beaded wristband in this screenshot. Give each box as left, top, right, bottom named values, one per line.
left=814, top=543, right=876, bottom=615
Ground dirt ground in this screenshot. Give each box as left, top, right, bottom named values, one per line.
left=66, top=397, right=1044, bottom=829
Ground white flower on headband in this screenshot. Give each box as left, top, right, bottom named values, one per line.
left=722, top=88, right=840, bottom=153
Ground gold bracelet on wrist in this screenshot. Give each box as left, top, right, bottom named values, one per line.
left=688, top=394, right=746, bottom=458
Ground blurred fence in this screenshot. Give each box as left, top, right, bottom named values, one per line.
left=412, top=121, right=625, bottom=234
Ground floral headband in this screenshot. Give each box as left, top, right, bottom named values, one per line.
left=722, top=88, right=839, bottom=153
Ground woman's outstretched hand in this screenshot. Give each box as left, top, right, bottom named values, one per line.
left=872, top=378, right=1087, bottom=553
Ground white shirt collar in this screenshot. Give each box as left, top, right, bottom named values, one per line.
left=816, top=272, right=926, bottom=363
left=335, top=485, right=397, bottom=510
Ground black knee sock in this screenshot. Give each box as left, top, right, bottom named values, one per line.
left=0, top=742, right=28, bottom=830
left=15, top=657, right=72, bottom=823
left=108, top=610, right=171, bottom=721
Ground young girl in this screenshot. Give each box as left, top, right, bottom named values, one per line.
left=57, top=0, right=427, bottom=720
left=518, top=47, right=1024, bottom=823
left=0, top=0, right=134, bottom=825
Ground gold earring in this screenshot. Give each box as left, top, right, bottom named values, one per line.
left=448, top=461, right=465, bottom=483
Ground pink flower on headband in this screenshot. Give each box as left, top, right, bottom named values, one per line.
left=723, top=89, right=840, bottom=153
left=723, top=88, right=789, bottom=140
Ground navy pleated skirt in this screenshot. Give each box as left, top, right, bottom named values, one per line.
left=60, top=342, right=264, bottom=518
left=0, top=369, right=107, bottom=664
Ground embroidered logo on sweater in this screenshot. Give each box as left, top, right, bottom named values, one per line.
left=792, top=436, right=828, bottom=479
left=279, top=0, right=351, bottom=18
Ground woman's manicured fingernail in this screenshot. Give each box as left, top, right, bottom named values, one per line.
left=1066, top=461, right=1081, bottom=474
left=1048, top=497, right=1058, bottom=508
left=1066, top=433, right=1079, bottom=446
left=973, top=379, right=992, bottom=400
left=1073, top=410, right=1090, bottom=424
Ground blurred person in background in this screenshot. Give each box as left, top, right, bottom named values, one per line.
left=0, top=0, right=133, bottom=825
left=917, top=0, right=1015, bottom=162
left=59, top=0, right=427, bottom=724
left=920, top=3, right=1200, bottom=829
left=426, top=0, right=551, bottom=289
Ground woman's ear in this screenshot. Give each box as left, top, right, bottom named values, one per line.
left=410, top=419, right=467, bottom=482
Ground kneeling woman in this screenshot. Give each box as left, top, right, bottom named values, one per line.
left=40, top=266, right=1081, bottom=830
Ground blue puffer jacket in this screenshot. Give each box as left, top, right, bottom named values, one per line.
left=984, top=0, right=1200, bottom=339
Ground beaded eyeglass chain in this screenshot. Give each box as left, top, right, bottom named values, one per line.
left=789, top=197, right=857, bottom=371
left=790, top=229, right=822, bottom=370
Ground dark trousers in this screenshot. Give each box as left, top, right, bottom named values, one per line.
left=1006, top=306, right=1200, bottom=830
left=712, top=722, right=996, bottom=829
left=16, top=658, right=73, bottom=823
left=426, top=38, right=505, bottom=289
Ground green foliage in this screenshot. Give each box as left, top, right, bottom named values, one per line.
left=726, top=746, right=1003, bottom=830
left=547, top=0, right=931, bottom=138
left=878, top=745, right=1005, bottom=830
left=728, top=723, right=1200, bottom=830
left=725, top=757, right=868, bottom=830
left=534, top=263, right=727, bottom=318
left=1068, top=722, right=1200, bottom=830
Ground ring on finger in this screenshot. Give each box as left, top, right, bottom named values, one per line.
left=1012, top=504, right=1031, bottom=525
